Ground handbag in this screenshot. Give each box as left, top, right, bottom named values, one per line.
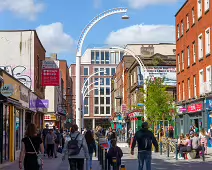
left=28, top=137, right=43, bottom=167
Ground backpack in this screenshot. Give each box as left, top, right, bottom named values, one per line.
left=138, top=134, right=152, bottom=151
left=67, top=133, right=82, bottom=156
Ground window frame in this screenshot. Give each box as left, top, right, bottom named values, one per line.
left=197, top=0, right=202, bottom=19
left=193, top=75, right=197, bottom=97
left=187, top=46, right=190, bottom=67
left=188, top=78, right=191, bottom=99
left=193, top=41, right=196, bottom=63
left=181, top=51, right=184, bottom=70
left=205, top=27, right=210, bottom=55
left=198, top=34, right=203, bottom=60
left=199, top=69, right=204, bottom=94
left=204, top=0, right=210, bottom=12
left=186, top=14, right=190, bottom=30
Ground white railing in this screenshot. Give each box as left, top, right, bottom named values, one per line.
left=201, top=81, right=212, bottom=94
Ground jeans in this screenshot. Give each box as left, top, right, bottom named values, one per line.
left=68, top=158, right=84, bottom=170
left=138, top=151, right=152, bottom=170
left=87, top=153, right=93, bottom=169
left=47, top=144, right=54, bottom=157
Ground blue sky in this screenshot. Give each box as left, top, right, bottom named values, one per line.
left=0, top=0, right=185, bottom=64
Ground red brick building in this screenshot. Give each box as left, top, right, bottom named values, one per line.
left=175, top=0, right=212, bottom=135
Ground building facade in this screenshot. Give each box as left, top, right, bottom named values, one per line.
left=70, top=48, right=124, bottom=129
left=111, top=44, right=176, bottom=133
left=0, top=30, right=46, bottom=129
left=175, top=0, right=212, bottom=145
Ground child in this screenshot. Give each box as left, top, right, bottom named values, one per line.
left=107, top=139, right=123, bottom=170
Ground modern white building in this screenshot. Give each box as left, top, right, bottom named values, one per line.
left=70, top=48, right=124, bottom=129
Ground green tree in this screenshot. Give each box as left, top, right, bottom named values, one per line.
left=143, top=77, right=176, bottom=124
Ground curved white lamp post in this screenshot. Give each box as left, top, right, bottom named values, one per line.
left=76, top=8, right=129, bottom=130
left=81, top=69, right=106, bottom=94
left=110, top=46, right=149, bottom=133
left=82, top=87, right=100, bottom=128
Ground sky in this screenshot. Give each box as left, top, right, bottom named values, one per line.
left=0, top=0, right=186, bottom=64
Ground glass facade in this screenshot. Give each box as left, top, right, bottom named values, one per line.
left=3, top=105, right=9, bottom=162
left=83, top=49, right=122, bottom=117
left=91, top=50, right=121, bottom=64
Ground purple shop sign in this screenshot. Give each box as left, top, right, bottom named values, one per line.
left=29, top=92, right=37, bottom=112
left=36, top=100, right=49, bottom=108
left=30, top=100, right=49, bottom=108
left=180, top=108, right=187, bottom=112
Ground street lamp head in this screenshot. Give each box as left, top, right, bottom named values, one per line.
left=121, top=14, right=130, bottom=20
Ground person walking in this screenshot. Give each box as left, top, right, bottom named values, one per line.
left=42, top=124, right=50, bottom=154
left=85, top=130, right=96, bottom=170
left=54, top=129, right=62, bottom=158
left=62, top=124, right=89, bottom=170
left=131, top=122, right=159, bottom=170
left=45, top=129, right=57, bottom=158
left=19, top=123, right=44, bottom=170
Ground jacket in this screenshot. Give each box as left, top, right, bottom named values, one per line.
left=131, top=128, right=159, bottom=152
left=107, top=146, right=123, bottom=166
left=63, top=131, right=89, bottom=159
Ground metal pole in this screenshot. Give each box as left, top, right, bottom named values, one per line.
left=202, top=142, right=205, bottom=161
left=76, top=56, right=81, bottom=129
left=75, top=8, right=128, bottom=130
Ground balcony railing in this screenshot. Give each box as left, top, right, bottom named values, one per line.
left=201, top=81, right=212, bottom=95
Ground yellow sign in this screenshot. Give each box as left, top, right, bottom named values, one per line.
left=2, top=72, right=20, bottom=100
left=44, top=114, right=56, bottom=120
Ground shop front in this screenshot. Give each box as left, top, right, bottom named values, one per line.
left=0, top=71, right=22, bottom=163
left=128, top=111, right=144, bottom=133
left=206, top=98, right=212, bottom=147
left=180, top=101, right=205, bottom=134
left=44, top=114, right=57, bottom=129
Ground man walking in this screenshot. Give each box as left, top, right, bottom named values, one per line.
left=131, top=122, right=159, bottom=170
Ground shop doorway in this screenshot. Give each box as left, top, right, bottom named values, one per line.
left=25, top=112, right=32, bottom=130
left=2, top=105, right=9, bottom=162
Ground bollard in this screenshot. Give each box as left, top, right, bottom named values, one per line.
left=98, top=144, right=100, bottom=161
left=202, top=142, right=205, bottom=162
left=160, top=141, right=162, bottom=155
left=99, top=146, right=102, bottom=165
left=121, top=164, right=126, bottom=170
left=102, top=147, right=104, bottom=170
left=175, top=142, right=178, bottom=160
left=105, top=149, right=108, bottom=170
left=112, top=157, right=117, bottom=170
left=167, top=140, right=170, bottom=157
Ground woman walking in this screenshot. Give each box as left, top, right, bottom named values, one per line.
left=45, top=129, right=57, bottom=158
left=199, top=128, right=208, bottom=154
left=62, top=124, right=89, bottom=170
left=19, top=123, right=44, bottom=170
left=85, top=130, right=96, bottom=170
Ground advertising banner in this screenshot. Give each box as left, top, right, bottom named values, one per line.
left=41, top=69, right=60, bottom=86
left=206, top=99, right=212, bottom=110
left=146, top=66, right=176, bottom=86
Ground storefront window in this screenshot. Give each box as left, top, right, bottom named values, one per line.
left=15, top=109, right=21, bottom=151
left=3, top=105, right=9, bottom=162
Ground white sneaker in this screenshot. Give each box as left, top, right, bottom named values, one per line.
left=178, top=157, right=184, bottom=160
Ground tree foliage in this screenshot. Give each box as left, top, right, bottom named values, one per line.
left=143, top=77, right=176, bottom=124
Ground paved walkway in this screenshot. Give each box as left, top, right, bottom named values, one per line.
left=1, top=146, right=212, bottom=170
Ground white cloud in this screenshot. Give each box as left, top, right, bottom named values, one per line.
left=93, top=0, right=101, bottom=8
left=105, top=24, right=175, bottom=45
left=36, top=22, right=75, bottom=54
left=123, top=0, right=178, bottom=9
left=0, top=0, right=44, bottom=20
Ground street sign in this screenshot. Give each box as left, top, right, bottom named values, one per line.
left=137, top=103, right=145, bottom=107
left=41, top=69, right=60, bottom=86
left=42, top=60, right=59, bottom=69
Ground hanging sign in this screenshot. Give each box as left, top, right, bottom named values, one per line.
left=0, top=84, right=14, bottom=97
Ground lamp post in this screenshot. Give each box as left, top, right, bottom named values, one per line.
left=81, top=69, right=106, bottom=94
left=82, top=87, right=100, bottom=129
left=110, top=47, right=149, bottom=124
left=76, top=8, right=129, bottom=130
